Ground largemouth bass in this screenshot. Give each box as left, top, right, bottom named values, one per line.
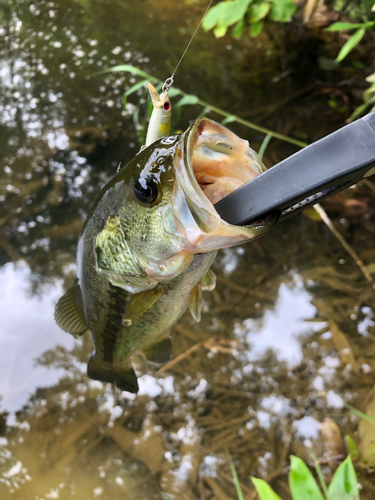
left=55, top=118, right=277, bottom=393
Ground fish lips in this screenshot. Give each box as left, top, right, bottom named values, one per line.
left=172, top=118, right=277, bottom=252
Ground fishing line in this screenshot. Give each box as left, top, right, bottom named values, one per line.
left=162, top=0, right=214, bottom=92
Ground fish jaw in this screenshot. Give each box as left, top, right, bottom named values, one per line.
left=171, top=118, right=278, bottom=252
left=89, top=119, right=277, bottom=293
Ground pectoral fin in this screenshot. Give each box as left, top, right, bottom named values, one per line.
left=122, top=285, right=169, bottom=326
left=201, top=268, right=216, bottom=291
left=87, top=353, right=139, bottom=394
left=143, top=337, right=172, bottom=364
left=54, top=279, right=88, bottom=338
left=189, top=282, right=202, bottom=322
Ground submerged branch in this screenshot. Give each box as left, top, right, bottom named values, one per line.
left=314, top=204, right=375, bottom=293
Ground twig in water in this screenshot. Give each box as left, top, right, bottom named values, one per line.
left=156, top=338, right=238, bottom=374
left=156, top=342, right=202, bottom=374
left=314, top=203, right=375, bottom=293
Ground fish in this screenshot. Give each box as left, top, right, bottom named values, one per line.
left=54, top=118, right=277, bottom=393
left=145, top=82, right=172, bottom=147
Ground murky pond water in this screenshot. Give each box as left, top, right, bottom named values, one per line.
left=1, top=1, right=375, bottom=499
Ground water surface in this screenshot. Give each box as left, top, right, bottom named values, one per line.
left=1, top=1, right=375, bottom=498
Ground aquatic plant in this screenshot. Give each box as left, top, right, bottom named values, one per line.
left=325, top=17, right=375, bottom=120
left=227, top=449, right=359, bottom=500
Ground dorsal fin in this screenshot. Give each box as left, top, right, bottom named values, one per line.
left=54, top=279, right=88, bottom=338
left=143, top=337, right=172, bottom=364
left=201, top=268, right=216, bottom=291
left=189, top=282, right=202, bottom=322
left=122, top=285, right=168, bottom=326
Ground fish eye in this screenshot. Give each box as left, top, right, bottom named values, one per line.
left=134, top=179, right=159, bottom=204
left=164, top=101, right=171, bottom=111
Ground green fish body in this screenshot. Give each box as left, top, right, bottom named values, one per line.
left=55, top=119, right=277, bottom=393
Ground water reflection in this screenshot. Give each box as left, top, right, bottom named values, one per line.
left=0, top=262, right=74, bottom=418
left=1, top=0, right=375, bottom=498
left=235, top=276, right=326, bottom=367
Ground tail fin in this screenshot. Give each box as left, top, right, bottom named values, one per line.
left=87, top=353, right=139, bottom=394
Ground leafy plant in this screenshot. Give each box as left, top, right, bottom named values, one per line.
left=325, top=20, right=375, bottom=63
left=201, top=0, right=297, bottom=39
left=325, top=11, right=375, bottom=119
left=225, top=402, right=375, bottom=499
left=99, top=64, right=307, bottom=147
left=251, top=456, right=359, bottom=500
left=240, top=455, right=358, bottom=500
left=349, top=71, right=375, bottom=120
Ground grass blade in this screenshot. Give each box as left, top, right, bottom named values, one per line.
left=225, top=448, right=244, bottom=500
left=258, top=133, right=272, bottom=160
left=311, top=454, right=329, bottom=500
left=344, top=402, right=375, bottom=424
left=336, top=28, right=366, bottom=62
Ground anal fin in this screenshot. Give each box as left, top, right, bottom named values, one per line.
left=143, top=337, right=172, bottom=365
left=54, top=279, right=88, bottom=338
left=87, top=353, right=139, bottom=394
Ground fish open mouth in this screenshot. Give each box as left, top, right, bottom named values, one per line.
left=186, top=118, right=266, bottom=205
left=172, top=118, right=275, bottom=251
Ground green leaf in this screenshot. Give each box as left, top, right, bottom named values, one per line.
left=202, top=3, right=225, bottom=31
left=249, top=2, right=271, bottom=23
left=219, top=0, right=253, bottom=27
left=325, top=22, right=366, bottom=31
left=232, top=19, right=246, bottom=39
left=349, top=101, right=373, bottom=121
left=344, top=435, right=359, bottom=459
left=336, top=28, right=366, bottom=62
left=345, top=402, right=375, bottom=425
left=214, top=24, right=228, bottom=37
left=100, top=64, right=157, bottom=81
left=251, top=477, right=283, bottom=500
left=125, top=79, right=148, bottom=97
left=269, top=0, right=297, bottom=22
left=221, top=115, right=237, bottom=125
left=167, top=87, right=181, bottom=98
left=364, top=87, right=375, bottom=102
left=250, top=20, right=263, bottom=37
left=176, top=95, right=199, bottom=107
left=289, top=456, right=324, bottom=500
left=327, top=456, right=359, bottom=500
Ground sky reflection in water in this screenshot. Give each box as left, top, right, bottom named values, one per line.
left=0, top=262, right=74, bottom=418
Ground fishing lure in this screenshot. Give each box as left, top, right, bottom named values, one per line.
left=144, top=0, right=213, bottom=147
left=145, top=82, right=172, bottom=147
